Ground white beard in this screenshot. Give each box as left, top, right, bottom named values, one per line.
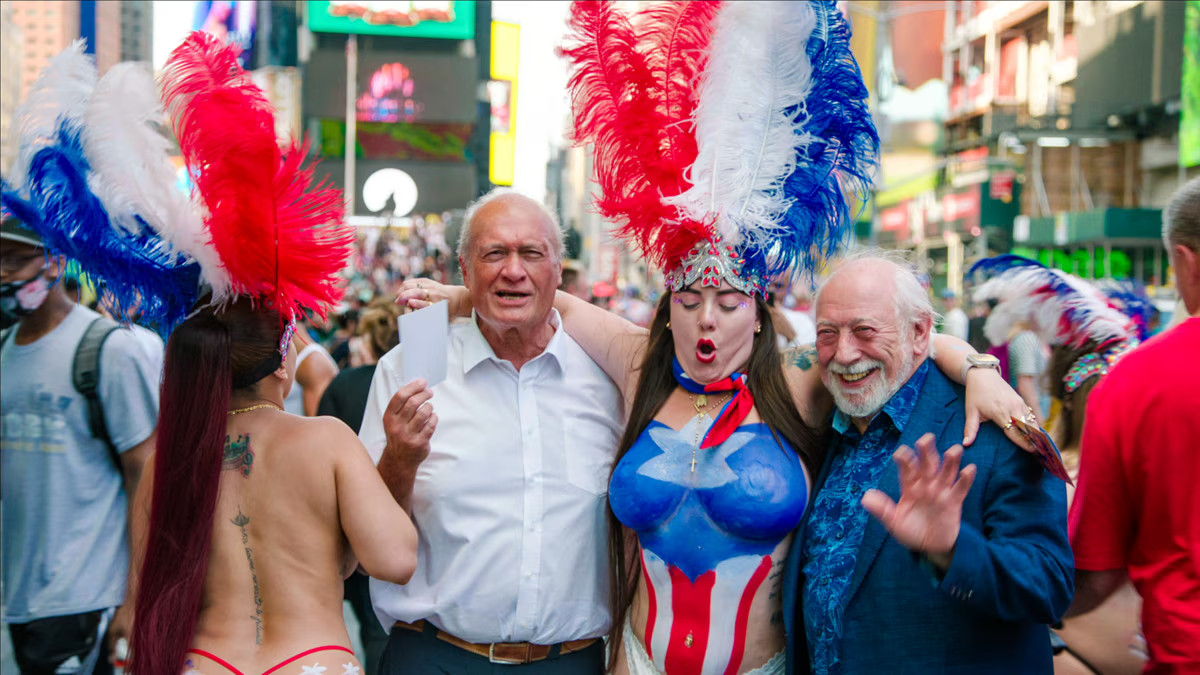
left=824, top=352, right=915, bottom=420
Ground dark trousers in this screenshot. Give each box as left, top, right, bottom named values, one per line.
left=379, top=622, right=605, bottom=675
left=345, top=572, right=388, bottom=675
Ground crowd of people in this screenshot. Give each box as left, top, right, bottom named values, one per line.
left=1, top=3, right=1197, bottom=675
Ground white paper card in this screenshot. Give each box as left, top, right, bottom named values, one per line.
left=397, top=300, right=449, bottom=387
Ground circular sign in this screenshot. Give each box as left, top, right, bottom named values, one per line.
left=362, top=168, right=419, bottom=216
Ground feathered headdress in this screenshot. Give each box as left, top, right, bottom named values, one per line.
left=1, top=42, right=203, bottom=329
left=161, top=32, right=353, bottom=322
left=562, top=0, right=878, bottom=295
left=2, top=35, right=353, bottom=333
left=970, top=255, right=1137, bottom=349
left=1095, top=278, right=1157, bottom=342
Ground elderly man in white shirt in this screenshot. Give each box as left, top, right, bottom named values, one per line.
left=358, top=189, right=623, bottom=673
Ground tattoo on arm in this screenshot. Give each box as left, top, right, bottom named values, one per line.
left=232, top=508, right=264, bottom=644
left=223, top=434, right=254, bottom=477
left=787, top=346, right=818, bottom=370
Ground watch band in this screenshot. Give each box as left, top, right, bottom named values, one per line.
left=960, top=354, right=1001, bottom=383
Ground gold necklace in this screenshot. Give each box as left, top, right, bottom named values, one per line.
left=687, top=392, right=730, bottom=472
left=228, top=403, right=283, bottom=416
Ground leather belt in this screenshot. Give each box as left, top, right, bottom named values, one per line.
left=394, top=620, right=600, bottom=665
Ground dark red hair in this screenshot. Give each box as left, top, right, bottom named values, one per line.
left=130, top=299, right=283, bottom=674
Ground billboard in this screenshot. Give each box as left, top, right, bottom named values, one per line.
left=316, top=159, right=476, bottom=216
left=1183, top=0, right=1200, bottom=167
left=308, top=1, right=476, bottom=39
left=194, top=1, right=258, bottom=68
left=303, top=49, right=477, bottom=123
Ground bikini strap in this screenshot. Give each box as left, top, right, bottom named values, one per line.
left=187, top=649, right=246, bottom=675
left=262, top=646, right=356, bottom=675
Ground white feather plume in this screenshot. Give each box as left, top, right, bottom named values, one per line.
left=974, top=268, right=1133, bottom=347
left=662, top=1, right=817, bottom=249
left=82, top=62, right=231, bottom=300
left=9, top=40, right=97, bottom=190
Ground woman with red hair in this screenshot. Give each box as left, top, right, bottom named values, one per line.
left=130, top=298, right=417, bottom=675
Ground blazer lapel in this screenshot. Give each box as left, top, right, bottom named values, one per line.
left=843, top=368, right=956, bottom=606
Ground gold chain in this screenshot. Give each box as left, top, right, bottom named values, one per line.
left=228, top=403, right=283, bottom=416
left=687, top=392, right=730, bottom=472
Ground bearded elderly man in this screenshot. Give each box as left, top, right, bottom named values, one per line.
left=782, top=252, right=1074, bottom=674
left=359, top=189, right=622, bottom=674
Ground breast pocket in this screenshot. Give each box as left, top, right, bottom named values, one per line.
left=563, top=421, right=616, bottom=496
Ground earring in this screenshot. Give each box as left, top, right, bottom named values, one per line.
left=755, top=324, right=761, bottom=334
left=666, top=321, right=672, bottom=330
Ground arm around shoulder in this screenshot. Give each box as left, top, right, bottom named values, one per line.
left=554, top=289, right=648, bottom=397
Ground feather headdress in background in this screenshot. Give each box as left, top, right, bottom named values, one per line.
left=563, top=0, right=878, bottom=294
left=160, top=31, right=353, bottom=321
left=0, top=43, right=203, bottom=329
left=970, top=255, right=1136, bottom=349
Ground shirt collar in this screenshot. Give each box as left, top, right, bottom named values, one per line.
left=460, top=308, right=567, bottom=375
left=831, top=358, right=931, bottom=437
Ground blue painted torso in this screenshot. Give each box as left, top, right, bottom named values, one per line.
left=609, top=421, right=810, bottom=580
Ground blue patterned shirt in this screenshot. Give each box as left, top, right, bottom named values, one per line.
left=801, top=360, right=930, bottom=674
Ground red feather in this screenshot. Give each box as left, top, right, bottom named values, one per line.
left=633, top=0, right=721, bottom=273
left=561, top=2, right=673, bottom=267
left=562, top=1, right=721, bottom=274
left=160, top=32, right=351, bottom=320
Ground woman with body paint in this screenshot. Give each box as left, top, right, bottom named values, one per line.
left=397, top=2, right=1034, bottom=673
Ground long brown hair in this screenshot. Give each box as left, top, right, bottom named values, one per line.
left=605, top=292, right=825, bottom=667
left=131, top=298, right=287, bottom=674
left=1048, top=340, right=1105, bottom=451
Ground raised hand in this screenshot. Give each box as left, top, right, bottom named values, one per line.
left=862, top=433, right=977, bottom=569
left=382, top=378, right=437, bottom=466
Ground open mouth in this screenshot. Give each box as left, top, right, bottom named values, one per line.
left=838, top=367, right=878, bottom=385
left=696, top=339, right=717, bottom=364
left=495, top=290, right=530, bottom=303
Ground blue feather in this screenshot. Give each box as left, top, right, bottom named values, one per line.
left=967, top=253, right=1045, bottom=280
left=1098, top=279, right=1157, bottom=341
left=769, top=0, right=880, bottom=281
left=1, top=122, right=201, bottom=331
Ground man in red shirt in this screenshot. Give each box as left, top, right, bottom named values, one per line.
left=1067, top=177, right=1200, bottom=673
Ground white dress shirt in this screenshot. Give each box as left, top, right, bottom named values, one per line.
left=359, top=310, right=624, bottom=644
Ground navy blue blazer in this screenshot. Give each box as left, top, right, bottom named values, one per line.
left=783, top=365, right=1074, bottom=674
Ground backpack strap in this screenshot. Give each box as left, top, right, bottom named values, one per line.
left=72, top=317, right=122, bottom=469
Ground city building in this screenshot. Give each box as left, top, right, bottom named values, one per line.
left=1, top=0, right=23, bottom=174
left=872, top=0, right=1198, bottom=293
left=121, top=0, right=152, bottom=63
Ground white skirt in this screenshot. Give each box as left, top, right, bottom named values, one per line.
left=622, top=616, right=786, bottom=675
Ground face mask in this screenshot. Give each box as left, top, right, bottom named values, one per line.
left=0, top=272, right=50, bottom=329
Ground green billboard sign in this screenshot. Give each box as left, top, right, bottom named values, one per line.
left=308, top=1, right=475, bottom=39
left=1182, top=0, right=1200, bottom=167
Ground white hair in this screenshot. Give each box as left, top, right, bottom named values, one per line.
left=816, top=247, right=940, bottom=354
left=1164, top=176, right=1200, bottom=253
left=456, top=188, right=566, bottom=261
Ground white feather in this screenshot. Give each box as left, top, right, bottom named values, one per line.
left=662, top=1, right=817, bottom=248
left=9, top=41, right=97, bottom=190
left=82, top=62, right=231, bottom=299
left=974, top=268, right=1132, bottom=347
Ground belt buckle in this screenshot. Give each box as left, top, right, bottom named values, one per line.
left=488, top=642, right=526, bottom=665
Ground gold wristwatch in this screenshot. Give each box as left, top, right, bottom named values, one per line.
left=960, top=352, right=1001, bottom=383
